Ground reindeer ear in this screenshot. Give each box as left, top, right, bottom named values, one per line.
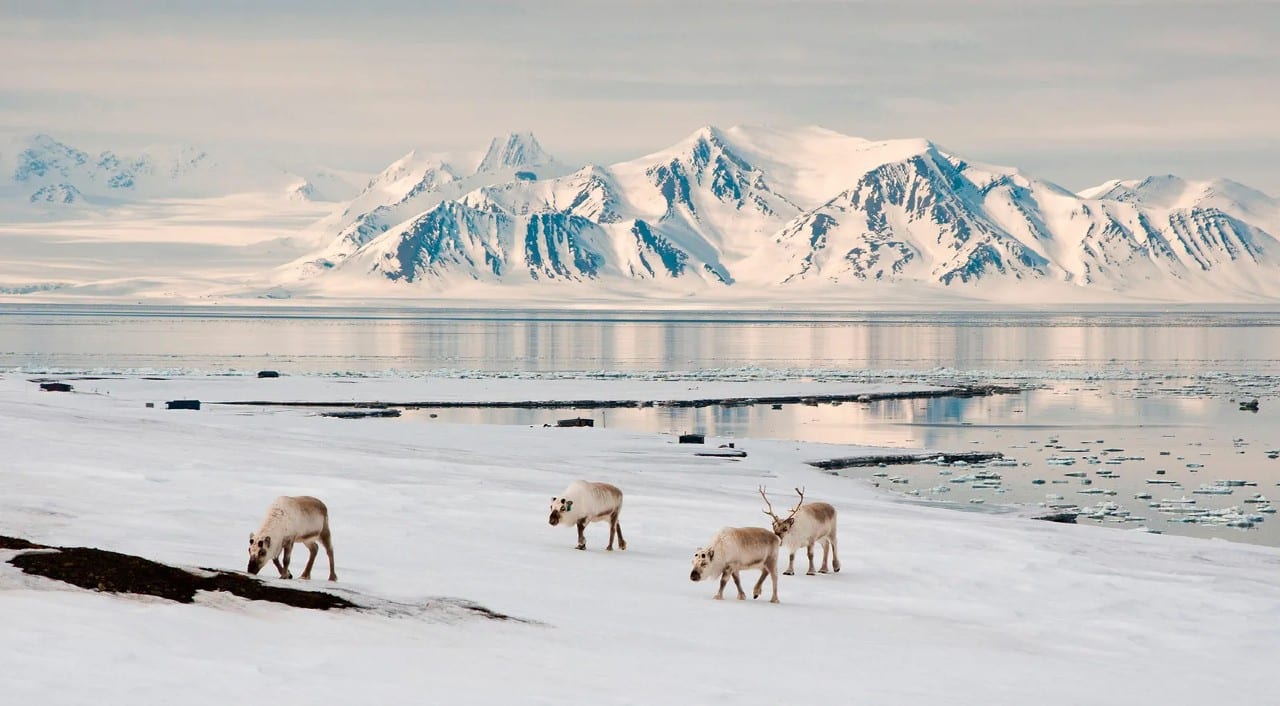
left=707, top=548, right=715, bottom=561
left=262, top=536, right=271, bottom=547
left=565, top=500, right=573, bottom=511
left=249, top=533, right=254, bottom=542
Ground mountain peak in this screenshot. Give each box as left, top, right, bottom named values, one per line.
left=475, top=132, right=552, bottom=174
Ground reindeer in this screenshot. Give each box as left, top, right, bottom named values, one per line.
left=760, top=486, right=840, bottom=576
left=247, top=496, right=337, bottom=581
left=548, top=480, right=627, bottom=551
left=689, top=527, right=781, bottom=603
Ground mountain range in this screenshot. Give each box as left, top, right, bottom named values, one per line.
left=4, top=127, right=1280, bottom=303
left=0, top=134, right=362, bottom=207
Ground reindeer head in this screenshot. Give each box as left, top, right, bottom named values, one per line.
left=246, top=533, right=272, bottom=575
left=548, top=496, right=575, bottom=526
left=760, top=486, right=805, bottom=539
left=689, top=546, right=718, bottom=582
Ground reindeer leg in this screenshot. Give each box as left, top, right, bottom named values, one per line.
left=830, top=533, right=840, bottom=573
left=321, top=526, right=337, bottom=581
left=271, top=556, right=285, bottom=577
left=575, top=519, right=587, bottom=550
left=606, top=513, right=616, bottom=551
left=752, top=567, right=767, bottom=600
left=806, top=541, right=817, bottom=576
left=784, top=549, right=796, bottom=576
left=280, top=540, right=294, bottom=579
left=715, top=570, right=729, bottom=600
left=768, top=551, right=780, bottom=603
left=614, top=513, right=627, bottom=551
left=732, top=570, right=746, bottom=600
left=300, top=540, right=319, bottom=580
left=819, top=538, right=831, bottom=574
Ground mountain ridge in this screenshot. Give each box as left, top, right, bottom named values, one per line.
left=282, top=125, right=1280, bottom=300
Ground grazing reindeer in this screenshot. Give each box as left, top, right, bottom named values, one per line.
left=689, top=527, right=780, bottom=603
left=760, top=486, right=840, bottom=576
left=548, top=481, right=627, bottom=551
left=247, top=496, right=337, bottom=581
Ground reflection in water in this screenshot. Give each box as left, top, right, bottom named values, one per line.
left=400, top=380, right=1280, bottom=547
left=5, top=306, right=1279, bottom=546
left=3, top=306, right=1280, bottom=375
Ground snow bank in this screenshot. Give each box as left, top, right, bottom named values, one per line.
left=1, top=375, right=1277, bottom=704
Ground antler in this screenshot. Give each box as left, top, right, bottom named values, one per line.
left=786, top=487, right=806, bottom=520
left=759, top=485, right=780, bottom=520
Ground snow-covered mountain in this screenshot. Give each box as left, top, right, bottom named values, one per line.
left=290, top=132, right=573, bottom=278
left=283, top=125, right=1280, bottom=300
left=0, top=134, right=363, bottom=209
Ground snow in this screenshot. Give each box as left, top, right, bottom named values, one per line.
left=2, top=372, right=1279, bottom=704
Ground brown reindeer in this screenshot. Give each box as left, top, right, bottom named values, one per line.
left=760, top=486, right=840, bottom=576
left=247, top=496, right=337, bottom=581
left=689, top=527, right=781, bottom=603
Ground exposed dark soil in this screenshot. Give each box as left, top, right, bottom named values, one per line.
left=4, top=537, right=352, bottom=610
left=219, top=384, right=1023, bottom=412
left=0, top=536, right=48, bottom=550
left=809, top=451, right=1005, bottom=470
left=2, top=535, right=522, bottom=620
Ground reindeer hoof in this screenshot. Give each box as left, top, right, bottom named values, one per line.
left=807, top=570, right=817, bottom=576
left=714, top=595, right=724, bottom=600
left=328, top=575, right=337, bottom=582
left=819, top=568, right=829, bottom=574
left=834, top=566, right=841, bottom=573
left=771, top=598, right=780, bottom=604
left=300, top=575, right=311, bottom=580
left=576, top=544, right=586, bottom=551
left=606, top=546, right=614, bottom=551
left=619, top=542, right=627, bottom=550
left=783, top=570, right=794, bottom=576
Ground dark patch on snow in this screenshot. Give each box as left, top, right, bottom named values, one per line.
left=3, top=536, right=525, bottom=621
left=5, top=540, right=354, bottom=610
left=810, top=451, right=1005, bottom=470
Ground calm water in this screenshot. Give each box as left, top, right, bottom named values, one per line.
left=4, top=304, right=1279, bottom=545
left=4, top=303, right=1280, bottom=375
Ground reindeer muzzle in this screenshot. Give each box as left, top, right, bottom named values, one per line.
left=690, top=570, right=701, bottom=581
left=548, top=511, right=560, bottom=526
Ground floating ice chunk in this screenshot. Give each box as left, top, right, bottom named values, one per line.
left=1193, top=485, right=1234, bottom=495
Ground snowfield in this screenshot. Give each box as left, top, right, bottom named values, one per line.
left=2, top=373, right=1279, bottom=704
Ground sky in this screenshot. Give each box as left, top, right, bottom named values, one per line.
left=2, top=0, right=1278, bottom=193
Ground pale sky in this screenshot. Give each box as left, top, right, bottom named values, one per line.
left=3, top=0, right=1278, bottom=193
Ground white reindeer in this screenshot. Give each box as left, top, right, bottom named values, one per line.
left=689, top=527, right=780, bottom=603
left=548, top=480, right=627, bottom=551
left=760, top=486, right=840, bottom=576
left=247, top=495, right=337, bottom=581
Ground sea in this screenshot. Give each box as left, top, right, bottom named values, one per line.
left=4, top=303, right=1278, bottom=546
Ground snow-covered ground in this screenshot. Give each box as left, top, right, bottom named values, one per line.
left=2, top=373, right=1279, bottom=704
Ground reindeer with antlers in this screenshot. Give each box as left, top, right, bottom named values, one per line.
left=760, top=486, right=841, bottom=576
